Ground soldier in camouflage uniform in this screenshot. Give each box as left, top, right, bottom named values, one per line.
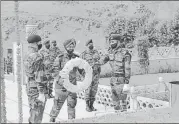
left=39, top=39, right=54, bottom=98
left=49, top=38, right=82, bottom=122
left=80, top=39, right=101, bottom=112
left=6, top=55, right=13, bottom=74
left=50, top=40, right=62, bottom=62
left=100, top=33, right=132, bottom=111
left=24, top=35, right=47, bottom=123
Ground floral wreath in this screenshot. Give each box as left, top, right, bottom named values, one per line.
left=59, top=57, right=93, bottom=93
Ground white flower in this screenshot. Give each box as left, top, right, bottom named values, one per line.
left=59, top=58, right=93, bottom=93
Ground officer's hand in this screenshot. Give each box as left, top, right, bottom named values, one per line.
left=38, top=93, right=46, bottom=103
left=122, top=84, right=130, bottom=94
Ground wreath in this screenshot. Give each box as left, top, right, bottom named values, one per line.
left=59, top=57, right=93, bottom=93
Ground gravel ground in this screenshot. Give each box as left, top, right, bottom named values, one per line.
left=61, top=108, right=179, bottom=123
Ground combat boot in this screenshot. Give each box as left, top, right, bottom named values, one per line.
left=28, top=118, right=32, bottom=124
left=90, top=101, right=97, bottom=111
left=86, top=100, right=92, bottom=112
left=50, top=118, right=56, bottom=122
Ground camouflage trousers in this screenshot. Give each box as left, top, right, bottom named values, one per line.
left=110, top=77, right=127, bottom=109
left=26, top=82, right=48, bottom=123
left=85, top=72, right=100, bottom=102
left=50, top=78, right=77, bottom=119
left=45, top=75, right=54, bottom=95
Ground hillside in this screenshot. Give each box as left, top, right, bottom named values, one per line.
left=2, top=1, right=179, bottom=56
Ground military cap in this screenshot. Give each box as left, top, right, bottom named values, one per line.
left=63, top=38, right=76, bottom=48
left=27, top=34, right=41, bottom=43
left=86, top=39, right=93, bottom=46
left=174, top=24, right=179, bottom=30
left=109, top=34, right=121, bottom=40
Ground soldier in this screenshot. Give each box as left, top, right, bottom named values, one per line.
left=80, top=39, right=101, bottom=112
left=49, top=38, right=82, bottom=122
left=24, top=35, right=47, bottom=123
left=100, top=33, right=132, bottom=111
left=39, top=39, right=54, bottom=98
left=6, top=55, right=13, bottom=74
left=50, top=40, right=63, bottom=62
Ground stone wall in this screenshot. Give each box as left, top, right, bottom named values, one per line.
left=77, top=84, right=170, bottom=110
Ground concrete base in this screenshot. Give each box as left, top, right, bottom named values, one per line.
left=169, top=81, right=179, bottom=115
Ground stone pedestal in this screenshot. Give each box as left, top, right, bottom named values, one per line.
left=128, top=86, right=139, bottom=112
left=169, top=81, right=179, bottom=115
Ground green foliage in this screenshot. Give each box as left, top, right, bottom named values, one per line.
left=105, top=3, right=179, bottom=47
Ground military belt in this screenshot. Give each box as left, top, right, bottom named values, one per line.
left=112, top=73, right=125, bottom=77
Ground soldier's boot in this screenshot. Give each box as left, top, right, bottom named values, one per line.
left=90, top=101, right=97, bottom=111
left=86, top=100, right=92, bottom=112
left=28, top=118, right=32, bottom=124
left=49, top=117, right=56, bottom=122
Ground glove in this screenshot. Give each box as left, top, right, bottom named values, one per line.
left=122, top=84, right=130, bottom=94
left=37, top=93, right=46, bottom=103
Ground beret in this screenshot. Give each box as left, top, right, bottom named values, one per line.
left=86, top=39, right=93, bottom=46
left=109, top=34, right=121, bottom=41
left=174, top=24, right=179, bottom=30
left=27, top=34, right=41, bottom=43
left=63, top=38, right=76, bottom=48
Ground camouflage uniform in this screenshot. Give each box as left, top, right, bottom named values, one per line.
left=80, top=39, right=101, bottom=112
left=6, top=56, right=13, bottom=74
left=24, top=35, right=47, bottom=123
left=39, top=40, right=54, bottom=98
left=49, top=45, right=62, bottom=62
left=101, top=34, right=132, bottom=110
left=50, top=39, right=81, bottom=122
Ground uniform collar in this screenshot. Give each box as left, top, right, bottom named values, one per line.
left=86, top=48, right=95, bottom=53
